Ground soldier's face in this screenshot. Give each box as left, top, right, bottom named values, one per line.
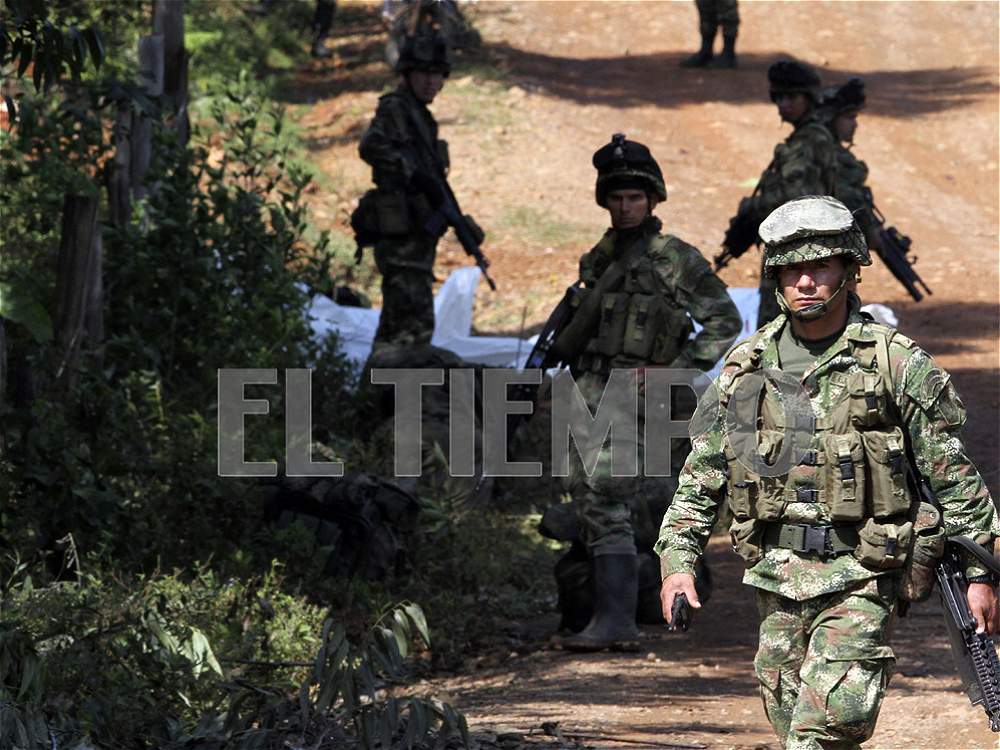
left=779, top=257, right=850, bottom=313
left=832, top=111, right=859, bottom=143
left=407, top=70, right=445, bottom=103
left=773, top=92, right=811, bottom=124
left=606, top=189, right=651, bottom=229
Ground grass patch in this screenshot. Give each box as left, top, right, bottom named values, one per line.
left=501, top=205, right=591, bottom=247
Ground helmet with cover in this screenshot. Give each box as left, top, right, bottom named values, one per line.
left=761, top=196, right=870, bottom=321
left=592, top=133, right=667, bottom=208
left=395, top=33, right=451, bottom=76
left=768, top=60, right=822, bottom=104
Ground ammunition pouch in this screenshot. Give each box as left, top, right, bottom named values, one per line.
left=375, top=191, right=412, bottom=236
left=854, top=518, right=913, bottom=570
left=350, top=189, right=382, bottom=250
left=730, top=518, right=765, bottom=564
left=899, top=502, right=945, bottom=602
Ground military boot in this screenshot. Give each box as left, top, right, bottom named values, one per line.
left=680, top=31, right=715, bottom=68
left=562, top=551, right=640, bottom=652
left=709, top=33, right=737, bottom=69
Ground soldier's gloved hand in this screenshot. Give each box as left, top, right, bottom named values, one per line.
left=967, top=582, right=1000, bottom=634
left=660, top=572, right=701, bottom=626
left=409, top=171, right=445, bottom=208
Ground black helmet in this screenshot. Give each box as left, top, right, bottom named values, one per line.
left=593, top=134, right=667, bottom=207
left=821, top=77, right=866, bottom=115
left=395, top=33, right=451, bottom=76
left=768, top=60, right=822, bottom=103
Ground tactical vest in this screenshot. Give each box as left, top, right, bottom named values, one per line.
left=758, top=121, right=836, bottom=204
left=572, top=233, right=695, bottom=375
left=722, top=320, right=919, bottom=569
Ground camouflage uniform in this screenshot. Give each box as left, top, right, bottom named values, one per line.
left=657, top=196, right=998, bottom=748
left=359, top=38, right=450, bottom=347
left=724, top=62, right=838, bottom=327
left=569, top=217, right=743, bottom=554
left=821, top=79, right=880, bottom=246
left=560, top=135, right=741, bottom=652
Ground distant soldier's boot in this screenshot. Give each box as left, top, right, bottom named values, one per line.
left=710, top=32, right=738, bottom=68
left=562, top=551, right=640, bottom=652
left=680, top=30, right=715, bottom=68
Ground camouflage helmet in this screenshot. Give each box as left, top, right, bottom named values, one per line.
left=395, top=33, right=451, bottom=76
left=768, top=60, right=822, bottom=103
left=593, top=133, right=667, bottom=207
left=760, top=195, right=871, bottom=273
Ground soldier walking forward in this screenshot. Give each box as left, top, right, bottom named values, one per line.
left=559, top=135, right=741, bottom=652
left=359, top=34, right=452, bottom=349
left=657, top=196, right=999, bottom=748
left=720, top=61, right=838, bottom=328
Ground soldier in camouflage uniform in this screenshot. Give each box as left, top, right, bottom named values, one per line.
left=358, top=34, right=452, bottom=348
left=820, top=78, right=885, bottom=256
left=680, top=0, right=740, bottom=69
left=560, top=135, right=742, bottom=652
left=721, top=61, right=839, bottom=329
left=657, top=195, right=999, bottom=748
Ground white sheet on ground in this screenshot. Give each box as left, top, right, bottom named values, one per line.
left=307, top=267, right=762, bottom=370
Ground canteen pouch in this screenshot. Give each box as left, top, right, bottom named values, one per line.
left=855, top=518, right=913, bottom=571
left=899, top=502, right=945, bottom=602
left=730, top=518, right=764, bottom=565
left=596, top=292, right=629, bottom=357
left=623, top=294, right=666, bottom=359
left=824, top=432, right=867, bottom=522
left=860, top=428, right=912, bottom=518
left=374, top=191, right=411, bottom=236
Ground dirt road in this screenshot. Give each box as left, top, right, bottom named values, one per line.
left=291, top=2, right=999, bottom=747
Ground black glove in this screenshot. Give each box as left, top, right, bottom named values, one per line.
left=409, top=171, right=445, bottom=208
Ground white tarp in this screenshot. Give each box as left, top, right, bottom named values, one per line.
left=307, top=267, right=763, bottom=370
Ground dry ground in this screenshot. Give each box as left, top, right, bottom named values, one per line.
left=286, top=2, right=1000, bottom=747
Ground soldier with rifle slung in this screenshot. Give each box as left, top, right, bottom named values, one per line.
left=716, top=61, right=838, bottom=328
left=821, top=77, right=932, bottom=301
left=658, top=195, right=999, bottom=747
left=354, top=33, right=491, bottom=349
left=556, top=134, right=741, bottom=652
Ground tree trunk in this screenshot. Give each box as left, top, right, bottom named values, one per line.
left=53, top=194, right=102, bottom=388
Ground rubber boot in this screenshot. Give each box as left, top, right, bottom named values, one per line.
left=562, top=552, right=640, bottom=652
left=680, top=30, right=715, bottom=68
left=710, top=32, right=737, bottom=68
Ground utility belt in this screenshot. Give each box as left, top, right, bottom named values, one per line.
left=762, top=522, right=859, bottom=558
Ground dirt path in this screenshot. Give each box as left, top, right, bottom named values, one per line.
left=289, top=2, right=999, bottom=747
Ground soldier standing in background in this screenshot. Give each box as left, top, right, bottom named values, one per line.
left=717, top=61, right=838, bottom=328
left=558, top=135, right=741, bottom=652
left=680, top=0, right=740, bottom=69
left=821, top=77, right=884, bottom=255
left=357, top=35, right=452, bottom=349
left=658, top=195, right=999, bottom=749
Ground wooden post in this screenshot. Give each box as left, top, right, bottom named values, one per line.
left=53, top=194, right=102, bottom=387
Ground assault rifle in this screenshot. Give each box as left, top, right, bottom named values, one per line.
left=871, top=204, right=932, bottom=302
left=936, top=535, right=1000, bottom=732
left=402, top=110, right=497, bottom=291
left=714, top=197, right=760, bottom=271
left=423, top=176, right=496, bottom=291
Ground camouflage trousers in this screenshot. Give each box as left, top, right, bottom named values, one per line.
left=754, top=577, right=898, bottom=750
left=563, top=371, right=689, bottom=555
left=695, top=0, right=739, bottom=37
left=563, top=372, right=643, bottom=555
left=373, top=238, right=437, bottom=347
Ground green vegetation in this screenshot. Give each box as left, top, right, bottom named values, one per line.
left=1, top=3, right=557, bottom=748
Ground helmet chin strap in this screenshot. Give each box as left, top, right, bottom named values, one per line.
left=776, top=272, right=850, bottom=322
